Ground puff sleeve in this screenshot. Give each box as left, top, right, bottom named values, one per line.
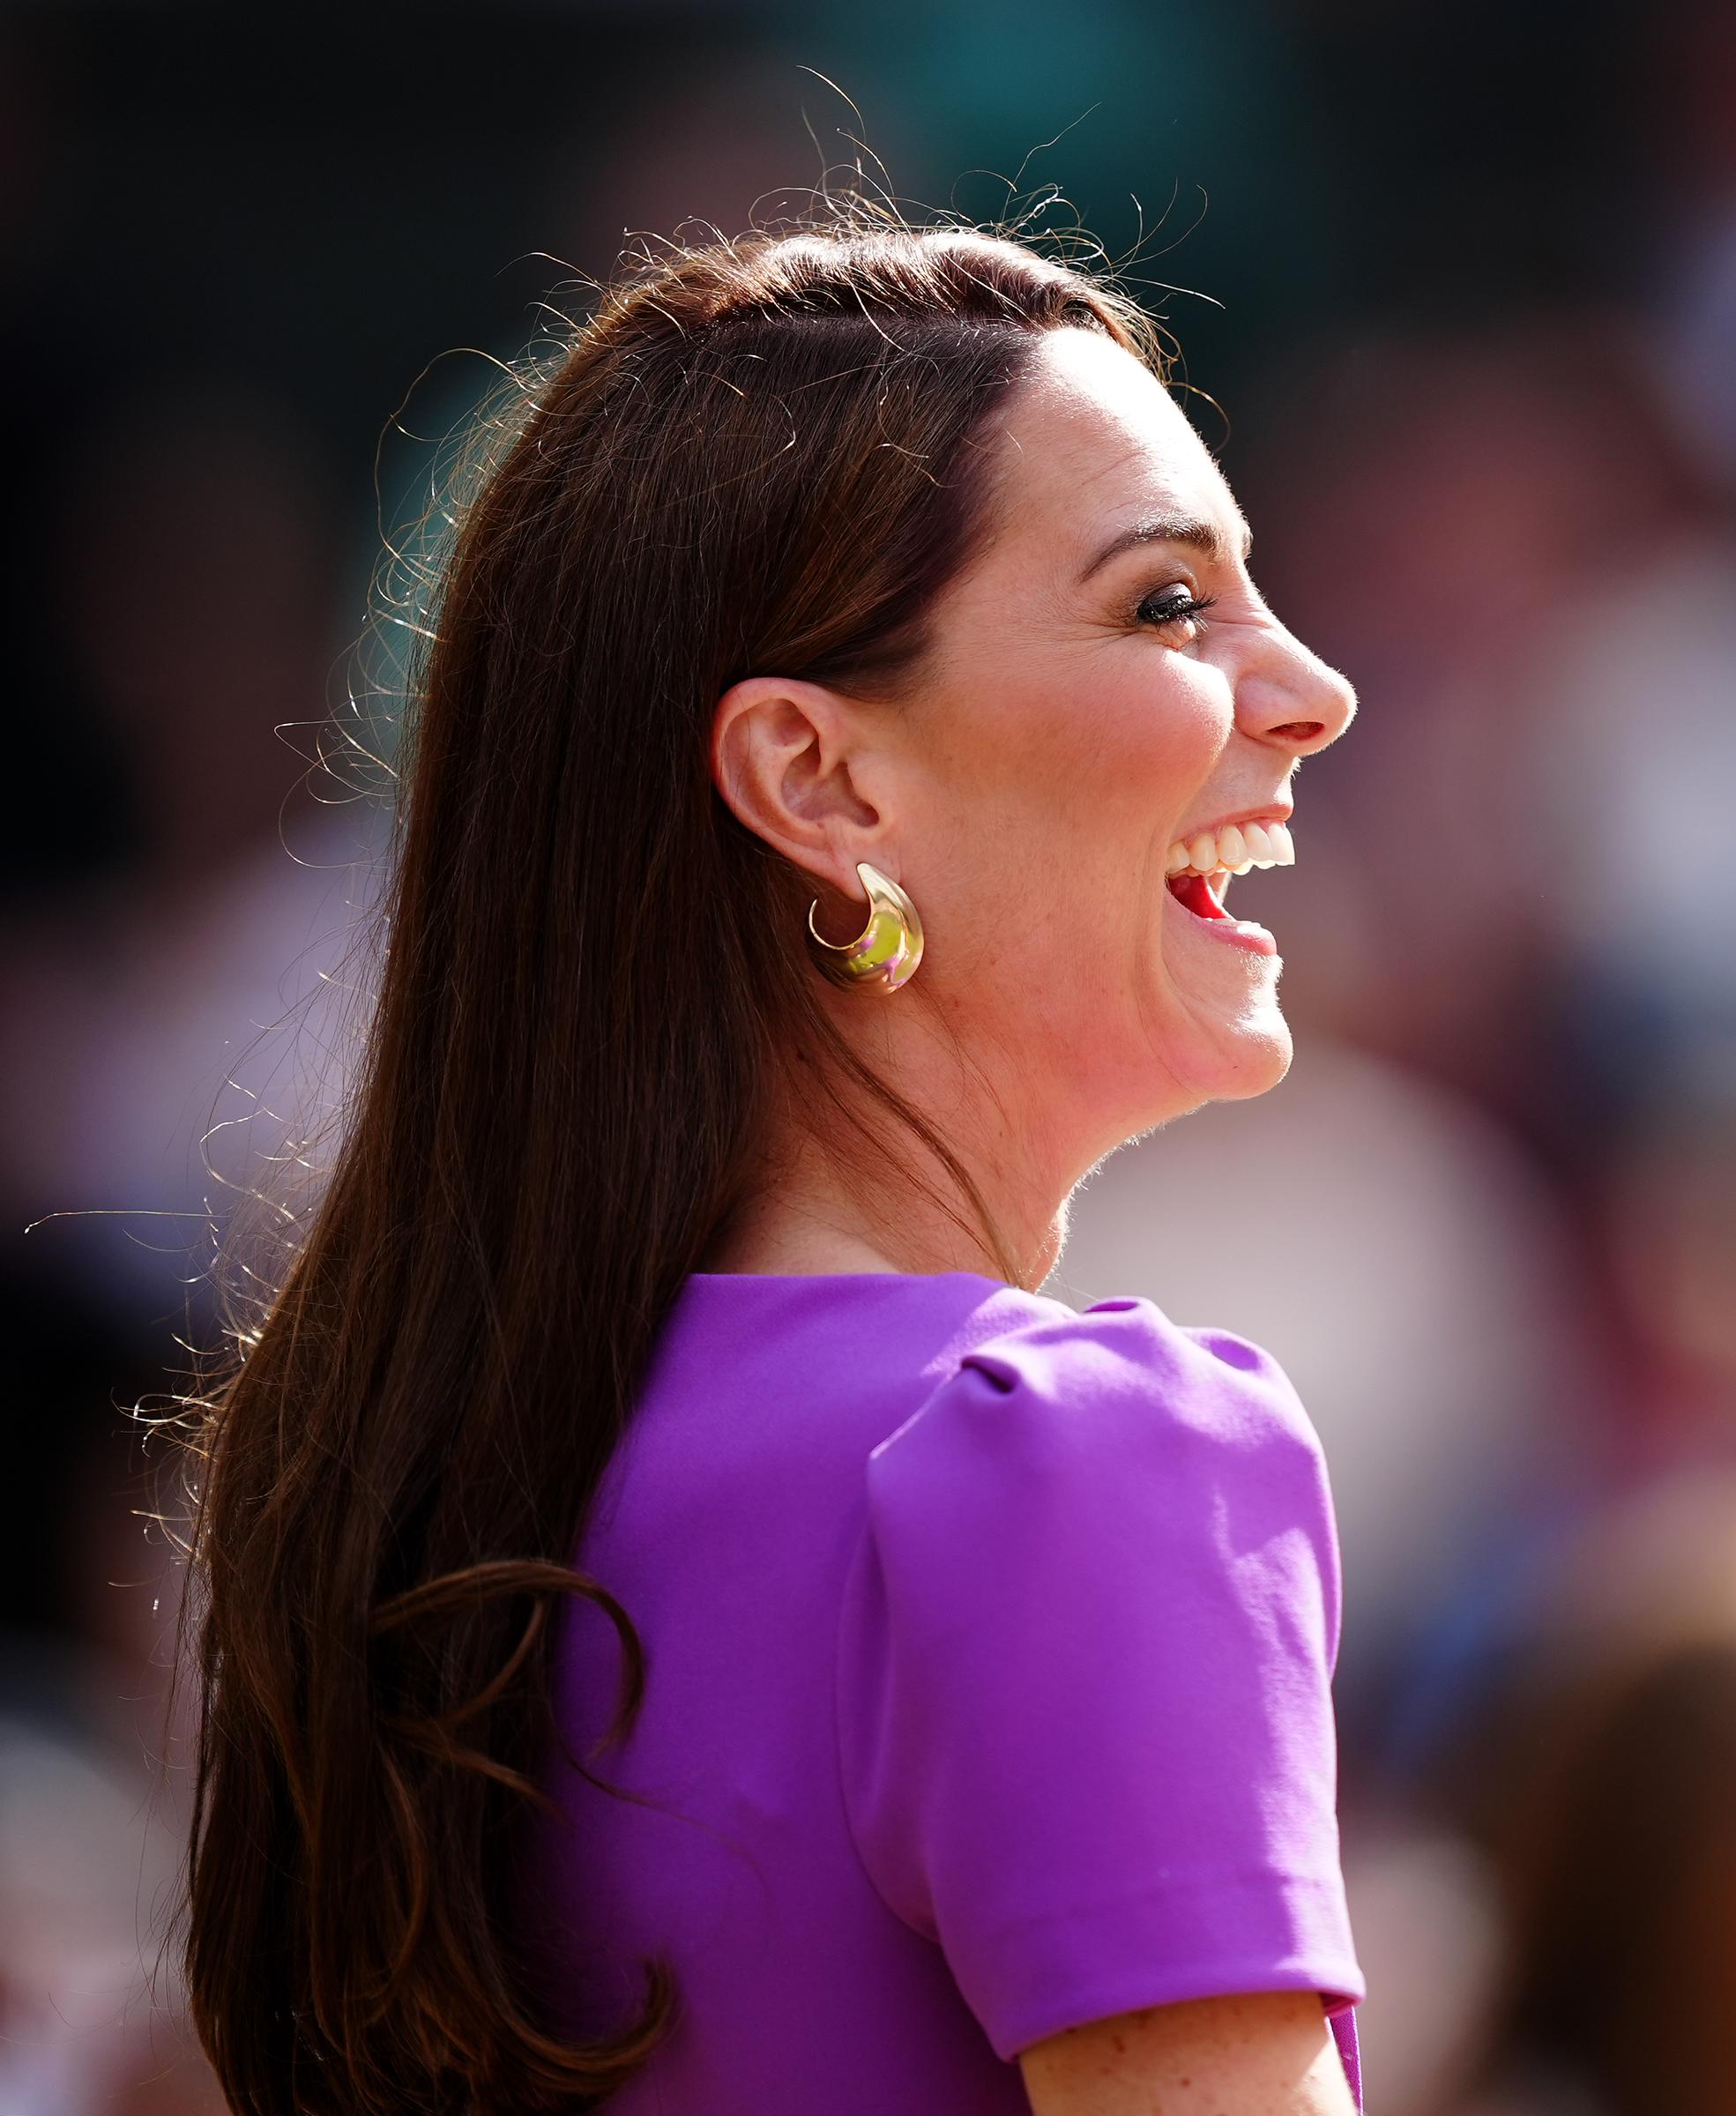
left=834, top=1294, right=1366, bottom=2066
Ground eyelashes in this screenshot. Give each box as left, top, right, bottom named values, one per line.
left=1134, top=588, right=1219, bottom=637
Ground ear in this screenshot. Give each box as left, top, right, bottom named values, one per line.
left=709, top=674, right=893, bottom=895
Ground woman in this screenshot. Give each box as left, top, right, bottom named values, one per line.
left=177, top=201, right=1365, bottom=2114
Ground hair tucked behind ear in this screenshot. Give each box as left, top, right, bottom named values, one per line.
left=163, top=191, right=1172, bottom=2112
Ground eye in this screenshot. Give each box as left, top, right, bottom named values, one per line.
left=1135, top=585, right=1218, bottom=639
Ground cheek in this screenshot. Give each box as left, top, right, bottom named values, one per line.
left=1014, top=662, right=1226, bottom=861
left=1117, top=666, right=1225, bottom=795
left=918, top=664, right=1226, bottom=982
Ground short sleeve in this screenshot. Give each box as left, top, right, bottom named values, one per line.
left=834, top=1293, right=1367, bottom=2066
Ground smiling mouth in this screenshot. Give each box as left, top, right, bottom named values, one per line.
left=1162, top=863, right=1278, bottom=955
left=1164, top=818, right=1293, bottom=919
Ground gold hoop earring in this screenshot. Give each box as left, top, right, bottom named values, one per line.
left=805, top=861, right=924, bottom=993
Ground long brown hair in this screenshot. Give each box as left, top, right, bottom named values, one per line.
left=169, top=195, right=1173, bottom=2112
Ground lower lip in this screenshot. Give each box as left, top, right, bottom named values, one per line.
left=1163, top=881, right=1280, bottom=957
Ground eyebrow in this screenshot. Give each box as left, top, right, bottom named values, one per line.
left=1077, top=509, right=1254, bottom=583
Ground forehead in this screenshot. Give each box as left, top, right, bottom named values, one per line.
left=982, top=326, right=1243, bottom=563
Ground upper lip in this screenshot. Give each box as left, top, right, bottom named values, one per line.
left=1172, top=801, right=1293, bottom=845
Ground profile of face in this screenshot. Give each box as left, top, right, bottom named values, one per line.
left=713, top=325, right=1358, bottom=1176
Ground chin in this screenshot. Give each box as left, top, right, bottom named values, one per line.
left=1188, top=1010, right=1293, bottom=1106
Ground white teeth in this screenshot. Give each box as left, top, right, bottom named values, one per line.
left=1166, top=818, right=1295, bottom=877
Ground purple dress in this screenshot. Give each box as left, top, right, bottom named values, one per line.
left=511, top=1270, right=1367, bottom=2111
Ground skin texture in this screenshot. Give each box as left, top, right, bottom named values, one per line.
left=710, top=324, right=1360, bottom=1289
left=1018, top=1990, right=1360, bottom=2115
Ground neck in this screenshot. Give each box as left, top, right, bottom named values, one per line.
left=702, top=1149, right=1064, bottom=1287
left=700, top=996, right=1078, bottom=1291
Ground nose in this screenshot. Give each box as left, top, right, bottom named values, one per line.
left=1237, top=618, right=1359, bottom=759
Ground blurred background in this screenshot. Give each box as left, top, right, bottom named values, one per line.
left=4, top=3, right=1734, bottom=2109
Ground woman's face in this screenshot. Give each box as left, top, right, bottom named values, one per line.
left=889, top=325, right=1359, bottom=1146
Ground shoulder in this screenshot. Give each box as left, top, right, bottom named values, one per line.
left=834, top=1289, right=1361, bottom=2023
left=858, top=1287, right=1344, bottom=1672
left=872, top=1286, right=1330, bottom=1508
